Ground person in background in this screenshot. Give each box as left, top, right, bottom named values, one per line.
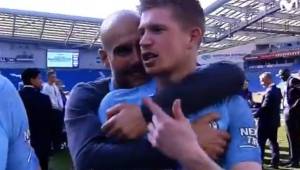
left=254, top=72, right=281, bottom=169
left=0, top=74, right=40, bottom=170
left=19, top=68, right=52, bottom=170
left=241, top=80, right=254, bottom=107
left=54, top=78, right=68, bottom=148
left=55, top=78, right=67, bottom=107
left=277, top=68, right=300, bottom=167
left=42, top=70, right=64, bottom=152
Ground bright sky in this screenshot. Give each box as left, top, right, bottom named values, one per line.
left=0, top=0, right=216, bottom=19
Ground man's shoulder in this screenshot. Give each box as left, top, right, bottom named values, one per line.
left=289, top=76, right=300, bottom=85
left=271, top=85, right=281, bottom=93
left=42, top=82, right=51, bottom=88
left=38, top=92, right=51, bottom=101
left=225, top=95, right=248, bottom=109
left=196, top=62, right=243, bottom=74
left=71, top=77, right=111, bottom=95
left=188, top=62, right=244, bottom=86
left=207, top=95, right=245, bottom=109
left=67, top=78, right=111, bottom=109
left=0, top=75, right=12, bottom=90
left=0, top=75, right=18, bottom=99
left=66, top=77, right=111, bottom=119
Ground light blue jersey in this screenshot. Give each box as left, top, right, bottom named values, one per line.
left=98, top=78, right=261, bottom=169
left=98, top=80, right=156, bottom=123
left=189, top=95, right=261, bottom=169
left=0, top=75, right=39, bottom=170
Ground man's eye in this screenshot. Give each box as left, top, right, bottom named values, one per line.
left=139, top=29, right=145, bottom=36
left=114, top=46, right=133, bottom=56
left=151, top=27, right=164, bottom=33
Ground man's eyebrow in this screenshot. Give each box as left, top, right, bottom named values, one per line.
left=138, top=23, right=166, bottom=31
left=113, top=42, right=134, bottom=52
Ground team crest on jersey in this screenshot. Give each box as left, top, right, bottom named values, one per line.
left=24, top=129, right=31, bottom=145
left=239, top=127, right=258, bottom=148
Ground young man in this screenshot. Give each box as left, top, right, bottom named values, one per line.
left=19, top=68, right=53, bottom=170
left=102, top=0, right=261, bottom=169
left=0, top=75, right=40, bottom=170
left=66, top=10, right=244, bottom=170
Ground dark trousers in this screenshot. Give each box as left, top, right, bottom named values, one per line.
left=51, top=109, right=64, bottom=151
left=286, top=118, right=300, bottom=163
left=32, top=138, right=51, bottom=170
left=258, top=125, right=280, bottom=165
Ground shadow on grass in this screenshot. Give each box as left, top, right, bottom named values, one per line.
left=49, top=149, right=73, bottom=170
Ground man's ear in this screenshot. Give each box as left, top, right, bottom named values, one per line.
left=99, top=49, right=110, bottom=68
left=188, top=27, right=203, bottom=49
left=29, top=78, right=35, bottom=86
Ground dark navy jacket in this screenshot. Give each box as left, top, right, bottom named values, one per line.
left=19, top=87, right=52, bottom=146
left=254, top=84, right=282, bottom=128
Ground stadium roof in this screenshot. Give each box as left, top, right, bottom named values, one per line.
left=0, top=8, right=102, bottom=48
left=0, top=0, right=300, bottom=51
left=202, top=0, right=300, bottom=53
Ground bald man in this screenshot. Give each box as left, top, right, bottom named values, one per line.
left=65, top=11, right=176, bottom=170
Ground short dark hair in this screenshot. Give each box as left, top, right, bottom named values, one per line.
left=47, top=69, right=56, bottom=77
left=139, top=0, right=205, bottom=32
left=21, top=68, right=40, bottom=85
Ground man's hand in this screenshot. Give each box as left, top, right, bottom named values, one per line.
left=191, top=113, right=230, bottom=160
left=146, top=98, right=222, bottom=170
left=145, top=98, right=201, bottom=161
left=101, top=103, right=147, bottom=140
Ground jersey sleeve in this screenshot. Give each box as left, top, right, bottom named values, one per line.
left=0, top=126, right=8, bottom=170
left=224, top=95, right=261, bottom=169
left=98, top=93, right=115, bottom=124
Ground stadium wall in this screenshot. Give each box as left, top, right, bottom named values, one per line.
left=0, top=41, right=105, bottom=69
left=0, top=41, right=110, bottom=90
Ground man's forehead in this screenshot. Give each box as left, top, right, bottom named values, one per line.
left=104, top=22, right=139, bottom=50
left=110, top=29, right=139, bottom=47
left=101, top=11, right=140, bottom=50
left=139, top=8, right=175, bottom=28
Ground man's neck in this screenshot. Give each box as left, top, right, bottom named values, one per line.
left=24, top=85, right=35, bottom=88
left=267, top=83, right=274, bottom=88
left=113, top=77, right=152, bottom=89
left=155, top=62, right=197, bottom=91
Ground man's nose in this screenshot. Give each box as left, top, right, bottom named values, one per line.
left=139, top=31, right=152, bottom=48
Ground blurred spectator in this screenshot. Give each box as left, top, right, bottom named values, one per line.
left=41, top=70, right=64, bottom=152
left=0, top=74, right=40, bottom=170
left=55, top=79, right=67, bottom=108
left=254, top=72, right=281, bottom=169
left=240, top=80, right=254, bottom=106
left=277, top=68, right=300, bottom=168
left=19, top=68, right=52, bottom=170
left=54, top=78, right=68, bottom=148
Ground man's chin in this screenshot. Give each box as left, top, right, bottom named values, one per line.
left=130, top=72, right=148, bottom=78
left=145, top=67, right=161, bottom=76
